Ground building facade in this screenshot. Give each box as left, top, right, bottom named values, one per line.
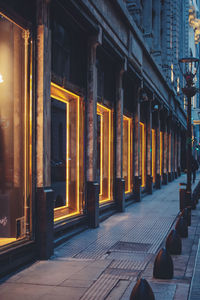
left=0, top=0, right=194, bottom=276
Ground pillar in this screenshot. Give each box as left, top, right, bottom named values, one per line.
left=146, top=98, right=153, bottom=194
left=115, top=61, right=127, bottom=212
left=86, top=29, right=102, bottom=228
left=36, top=0, right=54, bottom=259
left=134, top=86, right=142, bottom=201
left=163, top=115, right=168, bottom=184
left=156, top=110, right=161, bottom=189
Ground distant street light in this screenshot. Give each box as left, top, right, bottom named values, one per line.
left=179, top=57, right=199, bottom=206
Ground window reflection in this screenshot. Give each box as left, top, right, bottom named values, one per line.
left=0, top=14, right=31, bottom=247
left=51, top=83, right=84, bottom=221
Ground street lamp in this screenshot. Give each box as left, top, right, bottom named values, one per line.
left=179, top=57, right=200, bottom=206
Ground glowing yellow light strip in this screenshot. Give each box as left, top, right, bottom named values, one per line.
left=77, top=96, right=80, bottom=212
left=54, top=211, right=80, bottom=222
left=51, top=82, right=79, bottom=98
left=24, top=30, right=29, bottom=235
left=124, top=115, right=132, bottom=194
left=160, top=132, right=163, bottom=176
left=29, top=41, right=33, bottom=234
left=66, top=102, right=69, bottom=206
left=140, top=122, right=145, bottom=187
left=97, top=112, right=103, bottom=196
left=0, top=11, right=27, bottom=31
left=152, top=129, right=156, bottom=183
left=108, top=109, right=111, bottom=199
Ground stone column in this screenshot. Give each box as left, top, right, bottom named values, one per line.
left=115, top=61, right=127, bottom=212
left=177, top=128, right=181, bottom=176
left=86, top=29, right=102, bottom=228
left=156, top=110, right=161, bottom=189
left=163, top=114, right=168, bottom=185
left=168, top=115, right=173, bottom=182
left=146, top=99, right=153, bottom=194
left=36, top=0, right=54, bottom=259
left=133, top=86, right=142, bottom=201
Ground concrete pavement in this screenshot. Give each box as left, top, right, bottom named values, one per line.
left=1, top=173, right=200, bottom=299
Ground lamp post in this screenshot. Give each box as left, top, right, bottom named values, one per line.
left=179, top=57, right=199, bottom=206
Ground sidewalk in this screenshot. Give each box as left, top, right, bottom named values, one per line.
left=1, top=173, right=200, bottom=300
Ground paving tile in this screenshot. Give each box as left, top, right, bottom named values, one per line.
left=59, top=279, right=94, bottom=288
left=0, top=283, right=55, bottom=300
left=69, top=265, right=107, bottom=281
left=12, top=261, right=88, bottom=285
left=174, top=283, right=190, bottom=300
left=105, top=279, right=130, bottom=299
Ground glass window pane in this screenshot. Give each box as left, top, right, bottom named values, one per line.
left=0, top=14, right=31, bottom=247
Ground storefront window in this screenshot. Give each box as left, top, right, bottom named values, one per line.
left=0, top=13, right=31, bottom=247
left=97, top=103, right=113, bottom=203
left=51, top=83, right=84, bottom=222
left=140, top=122, right=146, bottom=187
left=123, top=115, right=133, bottom=194
left=160, top=131, right=163, bottom=176
left=152, top=129, right=156, bottom=183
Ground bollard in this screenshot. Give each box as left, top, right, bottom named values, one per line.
left=165, top=229, right=182, bottom=255
left=175, top=216, right=188, bottom=238
left=130, top=278, right=155, bottom=300
left=180, top=208, right=191, bottom=226
left=153, top=248, right=173, bottom=279
left=191, top=194, right=196, bottom=210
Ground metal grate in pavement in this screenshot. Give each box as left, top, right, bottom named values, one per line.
left=109, top=241, right=152, bottom=252
left=80, top=274, right=119, bottom=300
left=109, top=258, right=150, bottom=271
left=104, top=268, right=139, bottom=280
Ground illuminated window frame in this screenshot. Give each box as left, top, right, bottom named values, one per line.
left=51, top=82, right=81, bottom=221
left=97, top=103, right=112, bottom=203
left=140, top=122, right=145, bottom=188
left=160, top=131, right=163, bottom=176
left=152, top=129, right=156, bottom=183
left=171, top=64, right=174, bottom=83
left=123, top=115, right=133, bottom=194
